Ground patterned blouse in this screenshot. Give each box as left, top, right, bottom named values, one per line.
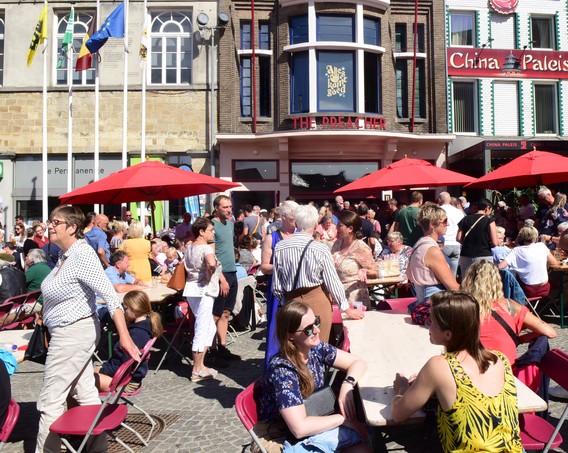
left=257, top=342, right=337, bottom=423
left=331, top=239, right=375, bottom=306
left=437, top=351, right=522, bottom=453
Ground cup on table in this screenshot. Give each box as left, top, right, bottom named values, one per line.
left=152, top=277, right=159, bottom=288
left=353, top=301, right=363, bottom=311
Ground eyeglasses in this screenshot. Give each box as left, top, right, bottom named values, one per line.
left=440, top=218, right=448, bottom=225
left=296, top=316, right=321, bottom=336
left=48, top=219, right=67, bottom=227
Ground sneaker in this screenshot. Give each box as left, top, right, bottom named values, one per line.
left=217, top=344, right=241, bottom=361
left=191, top=367, right=218, bottom=382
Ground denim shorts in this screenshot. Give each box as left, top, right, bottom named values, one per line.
left=283, top=426, right=362, bottom=453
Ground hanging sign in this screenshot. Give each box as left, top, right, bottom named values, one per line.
left=489, top=0, right=519, bottom=14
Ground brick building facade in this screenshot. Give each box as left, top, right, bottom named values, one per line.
left=217, top=0, right=454, bottom=206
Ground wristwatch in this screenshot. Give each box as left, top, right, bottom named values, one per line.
left=343, top=376, right=357, bottom=387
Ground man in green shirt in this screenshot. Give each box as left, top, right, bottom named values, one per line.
left=210, top=195, right=240, bottom=363
left=393, top=191, right=423, bottom=247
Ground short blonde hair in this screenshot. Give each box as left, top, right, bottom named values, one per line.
left=518, top=226, right=538, bottom=244
left=128, top=220, right=144, bottom=238
left=496, top=226, right=506, bottom=235
left=417, top=204, right=446, bottom=232
left=386, top=231, right=403, bottom=243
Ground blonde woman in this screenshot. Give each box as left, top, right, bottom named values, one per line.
left=462, top=260, right=556, bottom=389
left=119, top=220, right=152, bottom=282
left=109, top=221, right=127, bottom=253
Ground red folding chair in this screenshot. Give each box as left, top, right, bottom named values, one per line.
left=519, top=348, right=568, bottom=452
left=99, top=338, right=157, bottom=446
left=0, top=291, right=42, bottom=330
left=235, top=381, right=267, bottom=453
left=0, top=398, right=20, bottom=451
left=49, top=347, right=151, bottom=453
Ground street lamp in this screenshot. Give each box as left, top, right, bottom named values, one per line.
left=197, top=12, right=230, bottom=181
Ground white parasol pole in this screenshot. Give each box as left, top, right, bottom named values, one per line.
left=41, top=0, right=48, bottom=221
left=94, top=0, right=101, bottom=214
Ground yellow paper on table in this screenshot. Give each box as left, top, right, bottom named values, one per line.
left=378, top=259, right=400, bottom=278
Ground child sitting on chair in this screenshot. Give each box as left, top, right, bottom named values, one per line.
left=94, top=290, right=162, bottom=392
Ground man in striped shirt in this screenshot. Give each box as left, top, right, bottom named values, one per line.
left=272, top=204, right=364, bottom=342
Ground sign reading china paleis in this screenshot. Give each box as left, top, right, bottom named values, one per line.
left=448, top=48, right=568, bottom=79
left=292, top=116, right=387, bottom=130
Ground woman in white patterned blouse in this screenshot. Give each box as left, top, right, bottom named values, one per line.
left=36, top=206, right=139, bottom=453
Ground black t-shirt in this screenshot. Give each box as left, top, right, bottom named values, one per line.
left=458, top=214, right=495, bottom=258
left=361, top=218, right=374, bottom=244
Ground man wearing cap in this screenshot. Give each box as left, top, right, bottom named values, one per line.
left=0, top=253, right=25, bottom=304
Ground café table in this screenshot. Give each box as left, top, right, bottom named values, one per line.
left=366, top=275, right=404, bottom=300
left=118, top=284, right=178, bottom=304
left=344, top=308, right=548, bottom=426
left=548, top=263, right=568, bottom=328
left=0, top=329, right=33, bottom=363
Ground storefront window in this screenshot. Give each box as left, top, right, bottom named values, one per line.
left=290, top=162, right=378, bottom=194
left=234, top=161, right=279, bottom=181
left=317, top=51, right=355, bottom=112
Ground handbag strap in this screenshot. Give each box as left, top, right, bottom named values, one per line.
left=249, top=216, right=261, bottom=237
left=491, top=309, right=521, bottom=347
left=292, top=240, right=314, bottom=291
left=464, top=215, right=485, bottom=240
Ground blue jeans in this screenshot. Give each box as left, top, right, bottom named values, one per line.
left=283, top=426, right=362, bottom=452
left=442, top=244, right=461, bottom=277
left=409, top=284, right=445, bottom=311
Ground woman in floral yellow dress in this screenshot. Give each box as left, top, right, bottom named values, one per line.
left=331, top=210, right=377, bottom=307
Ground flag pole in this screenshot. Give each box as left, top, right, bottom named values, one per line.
left=140, top=3, right=147, bottom=219
left=66, top=6, right=75, bottom=193
left=94, top=0, right=101, bottom=213
left=122, top=0, right=129, bottom=170
left=41, top=0, right=48, bottom=221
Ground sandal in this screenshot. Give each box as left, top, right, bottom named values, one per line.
left=191, top=367, right=218, bottom=382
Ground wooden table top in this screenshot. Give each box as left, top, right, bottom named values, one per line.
left=118, top=284, right=178, bottom=304
left=344, top=309, right=547, bottom=426
left=0, top=329, right=33, bottom=363
left=366, top=275, right=404, bottom=286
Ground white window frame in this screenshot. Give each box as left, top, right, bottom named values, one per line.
left=452, top=79, right=478, bottom=134
left=449, top=11, right=475, bottom=47
left=149, top=11, right=193, bottom=86
left=55, top=11, right=95, bottom=86
left=0, top=14, right=4, bottom=86
left=534, top=82, right=558, bottom=135
left=531, top=16, right=555, bottom=50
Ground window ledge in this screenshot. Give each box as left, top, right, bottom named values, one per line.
left=395, top=117, right=428, bottom=124
left=238, top=49, right=273, bottom=56
left=393, top=52, right=426, bottom=59
left=240, top=117, right=272, bottom=124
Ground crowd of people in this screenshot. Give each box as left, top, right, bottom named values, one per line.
left=1, top=185, right=567, bottom=452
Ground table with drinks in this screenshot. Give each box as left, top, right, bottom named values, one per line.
left=344, top=307, right=548, bottom=426
left=0, top=329, right=33, bottom=363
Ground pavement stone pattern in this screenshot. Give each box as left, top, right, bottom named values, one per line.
left=4, top=316, right=568, bottom=452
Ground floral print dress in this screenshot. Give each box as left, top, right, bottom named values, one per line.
left=331, top=239, right=375, bottom=306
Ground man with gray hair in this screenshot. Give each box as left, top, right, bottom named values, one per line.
left=272, top=205, right=364, bottom=344
left=438, top=191, right=464, bottom=277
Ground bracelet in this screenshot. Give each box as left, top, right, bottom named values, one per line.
left=343, top=376, right=357, bottom=387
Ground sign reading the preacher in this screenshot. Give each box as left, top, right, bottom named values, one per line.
left=292, top=116, right=387, bottom=131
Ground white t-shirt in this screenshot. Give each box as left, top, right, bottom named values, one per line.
left=441, top=204, right=465, bottom=246
left=504, top=242, right=549, bottom=285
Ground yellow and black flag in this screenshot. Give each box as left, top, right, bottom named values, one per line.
left=27, top=3, right=48, bottom=68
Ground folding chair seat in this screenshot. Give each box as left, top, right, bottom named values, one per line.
left=519, top=348, right=568, bottom=452
left=525, top=295, right=556, bottom=319
left=235, top=380, right=267, bottom=453
left=154, top=302, right=194, bottom=373
left=0, top=290, right=42, bottom=330
left=0, top=398, right=20, bottom=451
left=50, top=356, right=145, bottom=453
left=99, top=338, right=157, bottom=446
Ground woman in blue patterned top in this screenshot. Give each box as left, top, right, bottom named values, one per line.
left=255, top=301, right=371, bottom=453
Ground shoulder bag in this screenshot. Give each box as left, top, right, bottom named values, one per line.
left=167, top=262, right=186, bottom=291
left=303, top=385, right=336, bottom=417
left=24, top=319, right=50, bottom=364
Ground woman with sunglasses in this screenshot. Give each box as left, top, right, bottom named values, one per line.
left=255, top=301, right=371, bottom=453
left=392, top=291, right=522, bottom=453
left=407, top=204, right=459, bottom=313
left=10, top=222, right=25, bottom=249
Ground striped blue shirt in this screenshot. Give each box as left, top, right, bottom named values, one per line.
left=272, top=232, right=349, bottom=311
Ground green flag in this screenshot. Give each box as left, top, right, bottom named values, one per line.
left=57, top=7, right=74, bottom=69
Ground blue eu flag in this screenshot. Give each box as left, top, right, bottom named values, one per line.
left=86, top=2, right=125, bottom=54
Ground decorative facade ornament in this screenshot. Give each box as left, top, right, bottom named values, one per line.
left=489, top=0, right=519, bottom=14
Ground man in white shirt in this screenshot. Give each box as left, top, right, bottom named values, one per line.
left=439, top=192, right=465, bottom=277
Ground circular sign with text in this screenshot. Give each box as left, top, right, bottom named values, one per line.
left=489, top=0, right=519, bottom=14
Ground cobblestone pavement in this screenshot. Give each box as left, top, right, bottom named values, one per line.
left=4, top=314, right=568, bottom=453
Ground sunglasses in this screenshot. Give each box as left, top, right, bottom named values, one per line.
left=48, top=219, right=67, bottom=227
left=296, top=316, right=321, bottom=336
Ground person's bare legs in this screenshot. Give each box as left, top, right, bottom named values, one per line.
left=216, top=310, right=230, bottom=346
left=93, top=367, right=113, bottom=393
